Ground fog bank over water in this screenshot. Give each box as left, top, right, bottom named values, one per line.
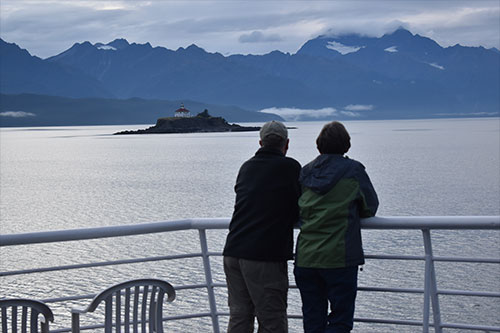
left=258, top=106, right=493, bottom=121
left=260, top=105, right=376, bottom=121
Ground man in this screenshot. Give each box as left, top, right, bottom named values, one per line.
left=223, top=120, right=301, bottom=333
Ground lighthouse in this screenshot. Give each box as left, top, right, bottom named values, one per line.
left=174, top=103, right=191, bottom=118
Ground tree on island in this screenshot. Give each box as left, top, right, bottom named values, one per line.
left=197, top=109, right=210, bottom=118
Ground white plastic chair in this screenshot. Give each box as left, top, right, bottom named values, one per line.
left=71, top=278, right=175, bottom=333
left=0, top=299, right=54, bottom=333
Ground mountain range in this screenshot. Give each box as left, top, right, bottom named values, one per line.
left=1, top=28, right=499, bottom=126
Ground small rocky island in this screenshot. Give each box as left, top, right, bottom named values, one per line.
left=114, top=109, right=260, bottom=135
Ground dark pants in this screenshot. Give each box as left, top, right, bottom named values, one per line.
left=224, top=256, right=288, bottom=333
left=294, top=265, right=358, bottom=333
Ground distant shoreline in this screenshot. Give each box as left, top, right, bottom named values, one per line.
left=1, top=116, right=499, bottom=129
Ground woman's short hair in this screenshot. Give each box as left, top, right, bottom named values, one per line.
left=316, top=121, right=351, bottom=154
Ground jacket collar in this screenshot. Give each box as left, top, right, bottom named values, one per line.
left=255, top=146, right=285, bottom=157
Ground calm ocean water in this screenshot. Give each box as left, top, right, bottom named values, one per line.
left=1, top=118, right=499, bottom=332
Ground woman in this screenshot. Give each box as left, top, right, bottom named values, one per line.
left=294, top=121, right=379, bottom=333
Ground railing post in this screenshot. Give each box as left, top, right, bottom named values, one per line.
left=422, top=229, right=443, bottom=333
left=198, top=229, right=220, bottom=333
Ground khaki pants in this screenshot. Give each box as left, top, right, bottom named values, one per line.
left=224, top=256, right=288, bottom=333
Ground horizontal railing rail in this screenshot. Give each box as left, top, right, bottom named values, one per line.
left=2, top=216, right=499, bottom=247
left=1, top=216, right=499, bottom=333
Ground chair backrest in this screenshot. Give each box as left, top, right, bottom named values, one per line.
left=0, top=299, right=54, bottom=333
left=71, top=278, right=175, bottom=333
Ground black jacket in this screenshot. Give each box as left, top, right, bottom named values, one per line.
left=223, top=147, right=301, bottom=261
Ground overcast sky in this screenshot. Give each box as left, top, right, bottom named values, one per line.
left=1, top=0, right=499, bottom=59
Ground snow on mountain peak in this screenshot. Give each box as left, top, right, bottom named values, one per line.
left=428, top=62, right=445, bottom=70
left=326, top=41, right=364, bottom=55
left=384, top=46, right=398, bottom=53
left=97, top=45, right=117, bottom=51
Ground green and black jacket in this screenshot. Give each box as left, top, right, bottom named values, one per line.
left=296, top=154, right=379, bottom=269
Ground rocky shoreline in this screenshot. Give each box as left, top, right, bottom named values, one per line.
left=114, top=110, right=260, bottom=135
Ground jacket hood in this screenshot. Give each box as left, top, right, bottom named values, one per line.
left=299, top=154, right=354, bottom=194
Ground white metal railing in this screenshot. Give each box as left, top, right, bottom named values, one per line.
left=1, top=216, right=499, bottom=332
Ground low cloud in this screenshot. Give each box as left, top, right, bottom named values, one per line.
left=383, top=20, right=411, bottom=34
left=434, top=112, right=499, bottom=116
left=344, top=104, right=374, bottom=111
left=0, top=111, right=36, bottom=118
left=340, top=111, right=361, bottom=117
left=322, top=20, right=411, bottom=41
left=260, top=107, right=339, bottom=121
left=239, top=31, right=282, bottom=43
left=260, top=106, right=376, bottom=120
